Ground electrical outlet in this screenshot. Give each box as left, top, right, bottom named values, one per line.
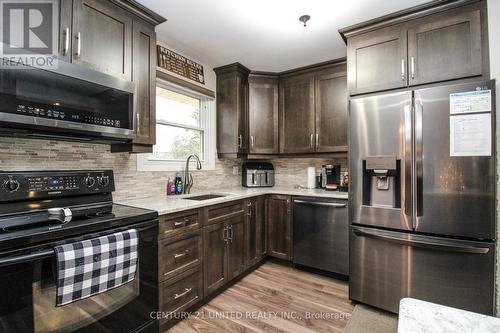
left=233, top=166, right=239, bottom=175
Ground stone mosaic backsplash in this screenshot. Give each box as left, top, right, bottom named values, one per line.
left=0, top=137, right=347, bottom=201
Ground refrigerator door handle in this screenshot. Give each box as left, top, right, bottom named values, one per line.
left=403, top=102, right=413, bottom=218
left=414, top=98, right=423, bottom=218
left=352, top=227, right=490, bottom=254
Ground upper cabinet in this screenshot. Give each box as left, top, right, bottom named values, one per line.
left=72, top=0, right=132, bottom=80
left=248, top=75, right=279, bottom=154
left=215, top=61, right=348, bottom=157
left=341, top=0, right=488, bottom=96
left=407, top=5, right=483, bottom=86
left=214, top=63, right=250, bottom=157
left=279, top=74, right=315, bottom=153
left=280, top=63, right=348, bottom=154
left=346, top=24, right=408, bottom=95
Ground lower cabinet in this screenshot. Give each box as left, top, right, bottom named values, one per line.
left=267, top=195, right=293, bottom=260
left=203, top=212, right=246, bottom=296
left=246, top=196, right=267, bottom=266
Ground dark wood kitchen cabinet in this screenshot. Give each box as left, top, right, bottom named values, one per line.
left=112, top=18, right=157, bottom=153
left=203, top=200, right=247, bottom=296
left=214, top=63, right=250, bottom=158
left=267, top=195, right=292, bottom=260
left=407, top=4, right=484, bottom=86
left=342, top=0, right=488, bottom=95
left=346, top=24, right=408, bottom=95
left=203, top=221, right=227, bottom=295
left=248, top=74, right=279, bottom=154
left=246, top=196, right=267, bottom=267
left=72, top=0, right=133, bottom=80
left=315, top=68, right=348, bottom=152
left=279, top=74, right=316, bottom=153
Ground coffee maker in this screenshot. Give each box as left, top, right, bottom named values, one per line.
left=321, top=164, right=341, bottom=189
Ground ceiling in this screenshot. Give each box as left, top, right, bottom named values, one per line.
left=137, top=0, right=431, bottom=72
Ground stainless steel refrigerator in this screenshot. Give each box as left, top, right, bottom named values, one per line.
left=349, top=80, right=496, bottom=315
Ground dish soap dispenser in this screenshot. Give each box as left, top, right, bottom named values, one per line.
left=175, top=173, right=183, bottom=194
left=166, top=177, right=175, bottom=195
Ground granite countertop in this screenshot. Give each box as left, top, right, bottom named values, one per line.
left=117, top=186, right=348, bottom=215
left=398, top=298, right=500, bottom=333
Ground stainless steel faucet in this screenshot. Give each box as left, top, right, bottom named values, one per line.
left=184, top=154, right=202, bottom=194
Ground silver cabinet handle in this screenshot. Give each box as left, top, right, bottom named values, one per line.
left=411, top=57, right=415, bottom=79
left=173, top=249, right=190, bottom=259
left=136, top=113, right=140, bottom=131
left=62, top=27, right=69, bottom=56
left=75, top=32, right=81, bottom=57
left=238, top=134, right=243, bottom=149
left=173, top=218, right=189, bottom=227
left=250, top=135, right=254, bottom=149
left=310, top=133, right=314, bottom=149
left=173, top=288, right=192, bottom=300
left=227, top=225, right=233, bottom=243
left=401, top=58, right=406, bottom=81
left=315, top=133, right=319, bottom=149
left=223, top=226, right=228, bottom=242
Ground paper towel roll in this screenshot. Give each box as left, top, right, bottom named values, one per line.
left=307, top=167, right=316, bottom=189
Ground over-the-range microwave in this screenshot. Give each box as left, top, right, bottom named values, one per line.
left=0, top=59, right=136, bottom=143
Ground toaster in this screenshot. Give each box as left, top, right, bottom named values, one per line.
left=242, top=162, right=274, bottom=187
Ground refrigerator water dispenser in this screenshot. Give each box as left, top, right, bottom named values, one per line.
left=362, top=156, right=400, bottom=208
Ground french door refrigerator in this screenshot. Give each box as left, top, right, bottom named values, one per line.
left=349, top=80, right=496, bottom=315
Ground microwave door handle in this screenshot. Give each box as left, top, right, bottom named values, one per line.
left=353, top=228, right=490, bottom=254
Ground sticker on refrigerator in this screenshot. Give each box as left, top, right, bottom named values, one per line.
left=449, top=113, right=491, bottom=156
left=449, top=90, right=492, bottom=114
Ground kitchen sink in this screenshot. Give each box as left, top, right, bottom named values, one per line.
left=183, top=194, right=227, bottom=201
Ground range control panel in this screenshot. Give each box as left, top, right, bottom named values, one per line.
left=0, top=170, right=114, bottom=202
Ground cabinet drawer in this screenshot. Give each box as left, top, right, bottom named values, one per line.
left=159, top=231, right=201, bottom=281
left=160, top=266, right=202, bottom=322
left=207, top=201, right=245, bottom=225
left=159, top=211, right=200, bottom=238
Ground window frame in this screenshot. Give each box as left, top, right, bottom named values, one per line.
left=137, top=79, right=216, bottom=172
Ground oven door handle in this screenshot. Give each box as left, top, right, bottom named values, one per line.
left=0, top=249, right=55, bottom=267
left=0, top=221, right=157, bottom=267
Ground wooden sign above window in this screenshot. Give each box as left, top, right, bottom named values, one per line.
left=157, top=45, right=205, bottom=85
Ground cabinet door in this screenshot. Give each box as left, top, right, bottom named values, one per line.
left=226, top=215, right=246, bottom=281
left=131, top=19, right=156, bottom=146
left=280, top=75, right=315, bottom=153
left=267, top=195, right=292, bottom=260
left=58, top=0, right=72, bottom=62
left=248, top=76, right=279, bottom=154
left=246, top=198, right=258, bottom=266
left=72, top=0, right=132, bottom=80
left=203, top=222, right=227, bottom=296
left=256, top=196, right=267, bottom=258
left=407, top=5, right=483, bottom=86
left=347, top=24, right=408, bottom=95
left=216, top=71, right=248, bottom=155
left=315, top=71, right=348, bottom=152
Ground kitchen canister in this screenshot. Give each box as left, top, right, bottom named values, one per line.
left=307, top=167, right=316, bottom=189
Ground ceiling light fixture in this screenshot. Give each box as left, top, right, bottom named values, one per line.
left=299, top=15, right=311, bottom=27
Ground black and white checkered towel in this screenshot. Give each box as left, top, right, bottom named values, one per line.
left=54, top=229, right=138, bottom=306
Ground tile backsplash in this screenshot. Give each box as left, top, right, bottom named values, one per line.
left=0, top=137, right=347, bottom=201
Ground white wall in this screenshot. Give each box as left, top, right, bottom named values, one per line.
left=487, top=0, right=500, bottom=316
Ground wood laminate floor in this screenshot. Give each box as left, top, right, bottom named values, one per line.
left=167, top=262, right=355, bottom=333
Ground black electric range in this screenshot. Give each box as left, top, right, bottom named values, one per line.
left=0, top=170, right=159, bottom=333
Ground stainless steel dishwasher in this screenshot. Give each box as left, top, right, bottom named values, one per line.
left=293, top=197, right=349, bottom=275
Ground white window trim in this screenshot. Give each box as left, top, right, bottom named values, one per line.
left=137, top=80, right=216, bottom=172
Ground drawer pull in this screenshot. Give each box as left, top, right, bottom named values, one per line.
left=173, top=218, right=190, bottom=227
left=173, top=250, right=190, bottom=259
left=174, top=288, right=192, bottom=300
